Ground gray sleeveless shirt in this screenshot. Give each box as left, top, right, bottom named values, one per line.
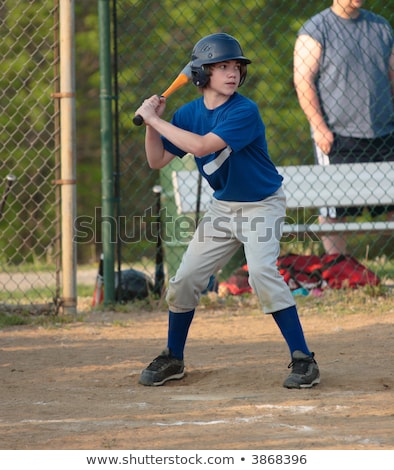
left=298, top=8, right=394, bottom=138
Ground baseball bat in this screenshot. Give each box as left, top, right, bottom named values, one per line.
left=133, top=62, right=192, bottom=126
left=152, top=185, right=165, bottom=296
left=0, top=174, right=17, bottom=221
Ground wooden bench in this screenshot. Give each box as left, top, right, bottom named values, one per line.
left=171, top=161, right=394, bottom=236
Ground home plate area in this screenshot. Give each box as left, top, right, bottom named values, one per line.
left=0, top=306, right=393, bottom=450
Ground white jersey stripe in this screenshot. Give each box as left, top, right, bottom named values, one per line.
left=203, top=146, right=232, bottom=175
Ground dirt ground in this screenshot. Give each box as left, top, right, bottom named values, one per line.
left=0, top=290, right=393, bottom=451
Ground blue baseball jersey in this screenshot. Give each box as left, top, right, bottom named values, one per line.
left=162, top=92, right=283, bottom=202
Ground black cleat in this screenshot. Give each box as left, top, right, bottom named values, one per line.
left=283, top=350, right=320, bottom=389
left=139, top=348, right=185, bottom=386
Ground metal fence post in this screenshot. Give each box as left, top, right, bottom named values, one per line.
left=59, top=0, right=77, bottom=314
left=98, top=0, right=115, bottom=304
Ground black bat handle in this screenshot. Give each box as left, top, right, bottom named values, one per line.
left=133, top=114, right=144, bottom=126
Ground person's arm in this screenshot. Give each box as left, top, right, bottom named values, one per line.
left=135, top=95, right=226, bottom=169
left=294, top=34, right=334, bottom=155
left=144, top=123, right=175, bottom=170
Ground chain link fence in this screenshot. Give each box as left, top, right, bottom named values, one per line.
left=0, top=0, right=61, bottom=313
left=114, top=0, right=394, bottom=293
left=1, top=1, right=393, bottom=312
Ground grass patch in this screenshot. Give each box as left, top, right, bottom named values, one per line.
left=0, top=263, right=392, bottom=329
left=0, top=308, right=84, bottom=329
left=293, top=284, right=393, bottom=319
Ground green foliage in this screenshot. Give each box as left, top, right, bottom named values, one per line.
left=108, top=0, right=394, bottom=273
left=2, top=0, right=393, bottom=274
left=0, top=0, right=57, bottom=265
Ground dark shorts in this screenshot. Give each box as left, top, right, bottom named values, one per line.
left=314, top=133, right=394, bottom=218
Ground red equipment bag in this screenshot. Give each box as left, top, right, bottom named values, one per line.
left=277, top=253, right=380, bottom=290
left=277, top=254, right=323, bottom=290
left=320, top=254, right=380, bottom=289
left=219, top=254, right=380, bottom=296
left=218, top=264, right=252, bottom=295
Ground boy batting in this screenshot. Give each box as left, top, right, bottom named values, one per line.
left=134, top=33, right=320, bottom=389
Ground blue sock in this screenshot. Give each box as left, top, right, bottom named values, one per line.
left=167, top=309, right=195, bottom=360
left=272, top=305, right=311, bottom=357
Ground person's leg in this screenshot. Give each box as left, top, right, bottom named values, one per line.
left=242, top=188, right=296, bottom=313
left=138, top=308, right=195, bottom=387
left=139, top=201, right=241, bottom=386
left=319, top=215, right=347, bottom=254
left=271, top=305, right=320, bottom=389
left=313, top=141, right=348, bottom=254
left=166, top=203, right=242, bottom=313
left=241, top=189, right=319, bottom=388
left=272, top=305, right=310, bottom=356
left=167, top=309, right=195, bottom=360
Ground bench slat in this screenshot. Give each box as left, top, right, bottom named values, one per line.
left=282, top=221, right=394, bottom=235
left=280, top=162, right=394, bottom=208
left=170, top=162, right=394, bottom=234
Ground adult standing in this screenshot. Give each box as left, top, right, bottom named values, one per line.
left=294, top=0, right=394, bottom=254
